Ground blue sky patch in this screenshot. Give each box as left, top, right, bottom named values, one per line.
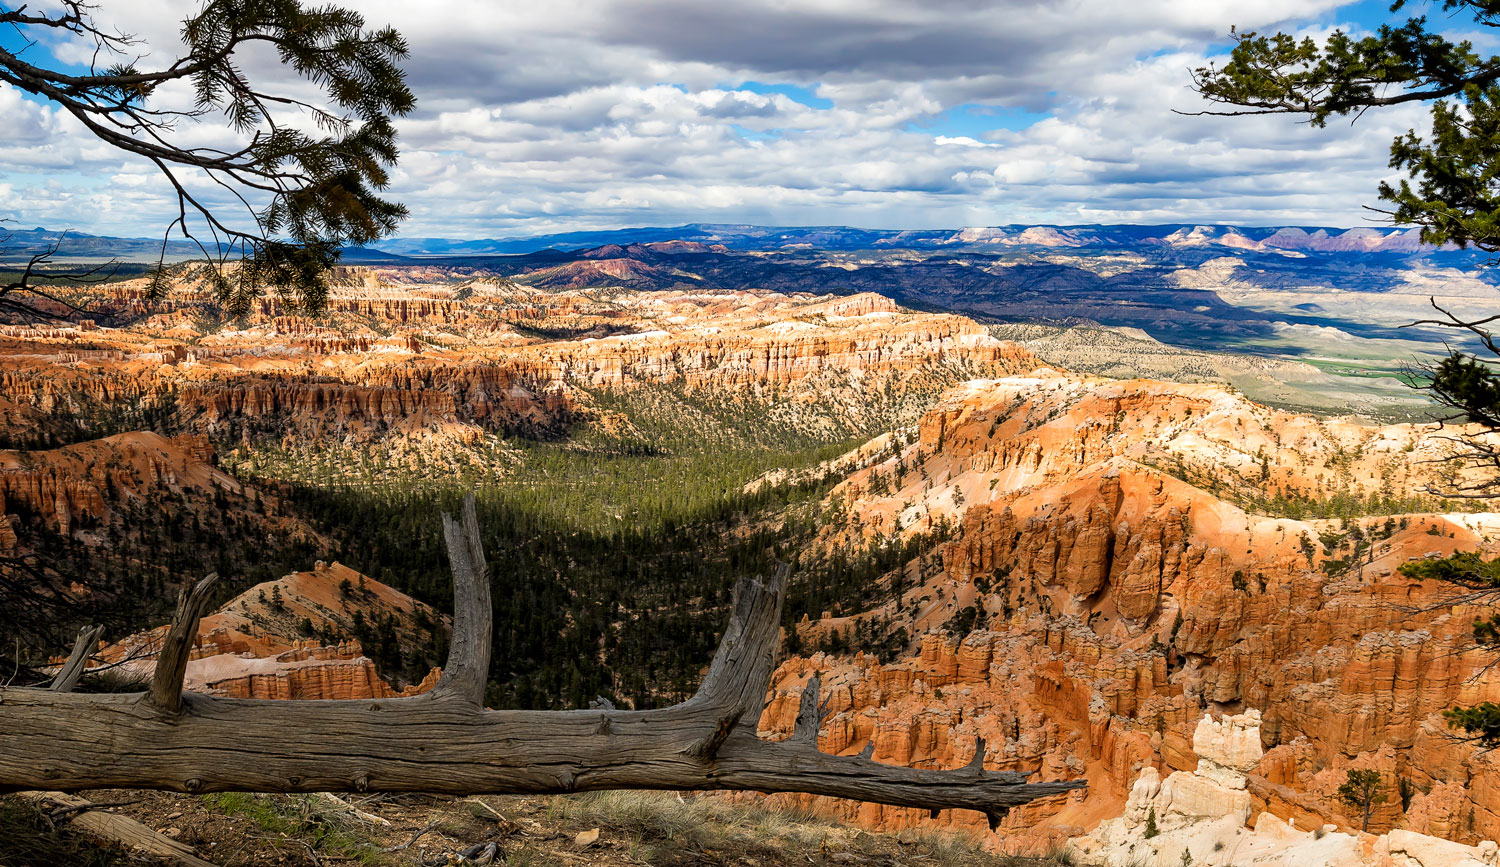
left=731, top=81, right=833, bottom=110
left=907, top=103, right=1052, bottom=139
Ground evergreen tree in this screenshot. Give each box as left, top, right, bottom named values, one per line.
left=0, top=0, right=413, bottom=318
left=1338, top=769, right=1388, bottom=833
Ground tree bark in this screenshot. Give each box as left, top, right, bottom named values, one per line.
left=0, top=496, right=1084, bottom=828
left=48, top=624, right=103, bottom=692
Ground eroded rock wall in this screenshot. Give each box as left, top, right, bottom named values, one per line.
left=766, top=373, right=1500, bottom=849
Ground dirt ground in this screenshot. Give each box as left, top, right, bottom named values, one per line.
left=0, top=789, right=1071, bottom=867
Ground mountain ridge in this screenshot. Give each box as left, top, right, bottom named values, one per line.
left=369, top=223, right=1451, bottom=257
left=5, top=222, right=1469, bottom=262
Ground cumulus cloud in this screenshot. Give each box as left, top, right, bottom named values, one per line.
left=0, top=0, right=1447, bottom=237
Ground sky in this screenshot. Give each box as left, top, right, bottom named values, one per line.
left=0, top=0, right=1487, bottom=240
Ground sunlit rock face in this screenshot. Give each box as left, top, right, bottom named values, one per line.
left=95, top=562, right=445, bottom=701
left=0, top=432, right=231, bottom=542
left=0, top=277, right=1039, bottom=449
left=190, top=640, right=441, bottom=701
left=1070, top=712, right=1500, bottom=867
left=758, top=372, right=1500, bottom=851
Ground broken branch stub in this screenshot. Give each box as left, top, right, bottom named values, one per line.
left=0, top=503, right=1084, bottom=825
left=431, top=494, right=491, bottom=706
left=148, top=573, right=219, bottom=714
left=49, top=624, right=104, bottom=692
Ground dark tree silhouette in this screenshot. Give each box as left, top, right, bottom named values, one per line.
left=0, top=0, right=414, bottom=317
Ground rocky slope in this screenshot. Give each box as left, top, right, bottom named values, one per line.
left=1070, top=711, right=1498, bottom=866
left=0, top=278, right=1033, bottom=450
left=755, top=372, right=1500, bottom=851
left=0, top=278, right=1038, bottom=646
left=0, top=431, right=242, bottom=542
left=93, top=561, right=444, bottom=701
left=0, top=430, right=323, bottom=645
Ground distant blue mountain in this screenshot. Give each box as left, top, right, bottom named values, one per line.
left=1, top=226, right=204, bottom=262
left=6, top=222, right=1471, bottom=262
left=367, top=222, right=1459, bottom=257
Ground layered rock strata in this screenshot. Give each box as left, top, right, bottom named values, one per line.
left=0, top=283, right=1037, bottom=445
left=759, top=373, right=1500, bottom=849
left=96, top=562, right=444, bottom=700
left=1071, top=711, right=1499, bottom=867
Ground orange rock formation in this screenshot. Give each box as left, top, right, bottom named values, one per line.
left=0, top=280, right=1037, bottom=447
left=0, top=431, right=240, bottom=541
left=760, top=373, right=1500, bottom=850
left=98, top=562, right=445, bottom=701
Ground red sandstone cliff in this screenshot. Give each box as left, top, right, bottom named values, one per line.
left=0, top=431, right=248, bottom=542
left=760, top=373, right=1500, bottom=850
left=0, top=286, right=1037, bottom=447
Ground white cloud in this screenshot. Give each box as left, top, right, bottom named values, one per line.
left=0, top=0, right=1449, bottom=237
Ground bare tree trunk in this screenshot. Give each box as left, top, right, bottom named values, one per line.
left=0, top=497, right=1083, bottom=828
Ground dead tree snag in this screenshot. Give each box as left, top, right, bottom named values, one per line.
left=0, top=496, right=1083, bottom=827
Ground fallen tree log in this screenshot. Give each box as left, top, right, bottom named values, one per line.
left=0, top=496, right=1084, bottom=828
left=20, top=792, right=217, bottom=867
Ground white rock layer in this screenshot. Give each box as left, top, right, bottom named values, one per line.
left=1068, top=711, right=1500, bottom=867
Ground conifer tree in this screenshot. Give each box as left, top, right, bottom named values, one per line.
left=0, top=1, right=413, bottom=318
left=1338, top=769, right=1388, bottom=832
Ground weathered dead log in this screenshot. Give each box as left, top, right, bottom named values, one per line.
left=0, top=496, right=1084, bottom=827
left=21, top=792, right=217, bottom=867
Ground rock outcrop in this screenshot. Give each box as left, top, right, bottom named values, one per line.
left=0, top=283, right=1039, bottom=448
left=97, top=562, right=445, bottom=701
left=188, top=639, right=441, bottom=700
left=0, top=432, right=241, bottom=540
left=763, top=372, right=1500, bottom=850
left=1071, top=712, right=1500, bottom=867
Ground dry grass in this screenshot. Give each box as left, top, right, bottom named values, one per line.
left=544, top=790, right=1072, bottom=866
left=1, top=789, right=1079, bottom=866
left=0, top=798, right=150, bottom=867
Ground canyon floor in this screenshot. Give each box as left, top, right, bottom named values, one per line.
left=4, top=262, right=1500, bottom=863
